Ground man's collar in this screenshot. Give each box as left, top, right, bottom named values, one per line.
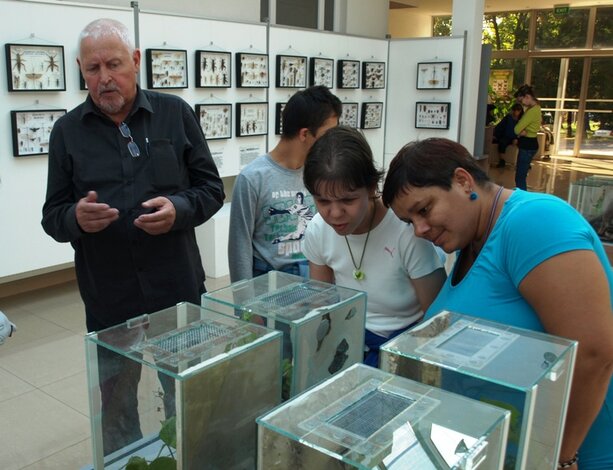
left=80, top=86, right=154, bottom=122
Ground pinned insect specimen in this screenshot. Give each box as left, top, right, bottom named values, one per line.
left=45, top=52, right=59, bottom=72
left=12, top=49, right=26, bottom=73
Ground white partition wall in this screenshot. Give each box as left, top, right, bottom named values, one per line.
left=384, top=36, right=465, bottom=168
left=0, top=0, right=467, bottom=282
left=268, top=25, right=388, bottom=168
left=139, top=11, right=268, bottom=178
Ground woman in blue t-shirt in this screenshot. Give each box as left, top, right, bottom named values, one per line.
left=382, top=137, right=613, bottom=470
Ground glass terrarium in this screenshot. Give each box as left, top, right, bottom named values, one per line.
left=257, top=363, right=510, bottom=469
left=202, top=271, right=367, bottom=399
left=380, top=311, right=577, bottom=470
left=85, top=302, right=282, bottom=470
left=567, top=175, right=613, bottom=242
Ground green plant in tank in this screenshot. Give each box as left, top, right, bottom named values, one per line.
left=281, top=357, right=293, bottom=400
left=124, top=416, right=177, bottom=470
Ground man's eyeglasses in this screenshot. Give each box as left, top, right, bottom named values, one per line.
left=119, top=122, right=141, bottom=158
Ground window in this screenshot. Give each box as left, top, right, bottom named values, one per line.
left=535, top=9, right=589, bottom=49
left=483, top=12, right=529, bottom=50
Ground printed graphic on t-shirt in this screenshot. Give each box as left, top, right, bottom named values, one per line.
left=266, top=190, right=314, bottom=257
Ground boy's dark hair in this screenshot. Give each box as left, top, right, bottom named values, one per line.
left=304, top=126, right=385, bottom=197
left=382, top=138, right=490, bottom=207
left=282, top=86, right=342, bottom=138
left=511, top=103, right=524, bottom=113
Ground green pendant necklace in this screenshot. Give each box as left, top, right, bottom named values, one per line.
left=344, top=202, right=377, bottom=281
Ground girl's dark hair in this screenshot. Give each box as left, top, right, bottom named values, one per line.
left=382, top=138, right=490, bottom=207
left=282, top=86, right=342, bottom=138
left=514, top=84, right=538, bottom=100
left=511, top=102, right=524, bottom=114
left=304, top=126, right=385, bottom=197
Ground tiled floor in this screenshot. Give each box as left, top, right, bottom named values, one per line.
left=1, top=155, right=612, bottom=469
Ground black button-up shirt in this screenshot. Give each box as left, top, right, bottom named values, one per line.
left=42, top=88, right=225, bottom=328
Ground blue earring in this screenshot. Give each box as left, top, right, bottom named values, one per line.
left=470, top=192, right=478, bottom=201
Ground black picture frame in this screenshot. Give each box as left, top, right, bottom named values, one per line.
left=236, top=102, right=268, bottom=137
left=309, top=57, right=334, bottom=88
left=339, top=102, right=359, bottom=128
left=145, top=48, right=188, bottom=89
left=195, top=103, right=232, bottom=140
left=360, top=102, right=384, bottom=129
left=195, top=50, right=231, bottom=88
left=5, top=43, right=66, bottom=92
left=337, top=59, right=360, bottom=89
left=236, top=52, right=269, bottom=88
left=79, top=70, right=87, bottom=91
left=276, top=54, right=307, bottom=88
left=415, top=102, right=451, bottom=129
left=362, top=61, right=386, bottom=89
left=10, top=108, right=66, bottom=156
left=275, top=102, right=287, bottom=135
left=416, top=61, right=452, bottom=90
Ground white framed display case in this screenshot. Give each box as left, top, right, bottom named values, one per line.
left=85, top=302, right=282, bottom=470
left=257, top=363, right=510, bottom=469
left=202, top=271, right=366, bottom=399
left=380, top=310, right=577, bottom=470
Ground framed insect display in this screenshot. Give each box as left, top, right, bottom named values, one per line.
left=337, top=59, right=360, bottom=89
left=417, top=61, right=452, bottom=90
left=236, top=52, right=269, bottom=88
left=5, top=43, right=66, bottom=92
left=360, top=102, right=384, bottom=129
left=362, top=61, right=385, bottom=89
left=145, top=48, right=188, bottom=89
left=309, top=57, right=333, bottom=88
left=275, top=102, right=287, bottom=135
left=195, top=103, right=232, bottom=140
left=236, top=102, right=268, bottom=137
left=275, top=54, right=307, bottom=88
left=415, top=102, right=451, bottom=129
left=195, top=50, right=231, bottom=88
left=339, top=102, right=359, bottom=128
left=10, top=108, right=66, bottom=156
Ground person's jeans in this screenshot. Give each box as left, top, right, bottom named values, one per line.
left=515, top=147, right=538, bottom=190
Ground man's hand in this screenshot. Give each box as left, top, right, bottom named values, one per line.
left=134, top=197, right=176, bottom=235
left=76, top=191, right=119, bottom=233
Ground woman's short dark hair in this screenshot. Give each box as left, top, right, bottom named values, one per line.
left=304, top=126, right=385, bottom=197
left=382, top=138, right=490, bottom=207
left=282, top=86, right=342, bottom=138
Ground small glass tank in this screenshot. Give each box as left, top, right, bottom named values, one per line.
left=202, top=271, right=367, bottom=399
left=380, top=311, right=577, bottom=470
left=257, top=363, right=510, bottom=469
left=567, top=175, right=613, bottom=242
left=85, top=302, right=282, bottom=470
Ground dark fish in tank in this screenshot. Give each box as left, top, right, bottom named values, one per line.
left=328, top=338, right=349, bottom=374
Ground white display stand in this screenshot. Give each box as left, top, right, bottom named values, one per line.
left=195, top=202, right=231, bottom=278
left=385, top=36, right=465, bottom=167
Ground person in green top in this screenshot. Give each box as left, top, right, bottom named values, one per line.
left=513, top=84, right=542, bottom=190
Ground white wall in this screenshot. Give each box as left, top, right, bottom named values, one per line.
left=342, top=0, right=389, bottom=38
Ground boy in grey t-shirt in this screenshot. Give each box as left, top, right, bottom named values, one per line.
left=228, top=86, right=341, bottom=282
